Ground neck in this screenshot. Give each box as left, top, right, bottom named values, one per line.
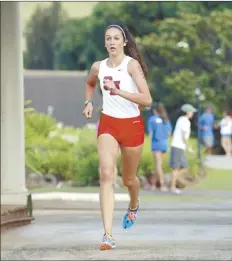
left=108, top=52, right=125, bottom=68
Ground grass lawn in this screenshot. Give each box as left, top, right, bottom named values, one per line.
left=29, top=167, right=231, bottom=203
left=194, top=168, right=232, bottom=190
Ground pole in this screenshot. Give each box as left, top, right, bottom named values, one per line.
left=195, top=84, right=201, bottom=163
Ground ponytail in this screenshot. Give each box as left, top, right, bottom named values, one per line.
left=156, top=103, right=169, bottom=121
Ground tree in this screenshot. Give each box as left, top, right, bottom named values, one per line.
left=24, top=3, right=66, bottom=69
left=53, top=2, right=181, bottom=71
left=139, top=9, right=232, bottom=117
left=54, top=3, right=121, bottom=70
left=53, top=2, right=232, bottom=72
left=54, top=18, right=92, bottom=70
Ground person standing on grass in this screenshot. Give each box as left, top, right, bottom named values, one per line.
left=200, top=105, right=215, bottom=154
left=147, top=102, right=172, bottom=191
left=169, top=104, right=196, bottom=194
left=82, top=23, right=152, bottom=251
left=219, top=110, right=232, bottom=156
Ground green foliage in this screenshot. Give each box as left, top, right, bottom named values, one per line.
left=72, top=128, right=99, bottom=185
left=25, top=110, right=203, bottom=185
left=54, top=2, right=123, bottom=70
left=25, top=112, right=57, bottom=138
left=24, top=2, right=66, bottom=69
left=25, top=111, right=76, bottom=179
left=53, top=2, right=180, bottom=70
left=139, top=9, right=232, bottom=117
left=137, top=138, right=154, bottom=176
left=54, top=17, right=96, bottom=70
left=25, top=110, right=99, bottom=183
left=51, top=2, right=232, bottom=120
left=23, top=2, right=232, bottom=184
left=52, top=1, right=232, bottom=72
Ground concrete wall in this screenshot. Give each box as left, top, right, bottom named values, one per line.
left=24, top=70, right=103, bottom=127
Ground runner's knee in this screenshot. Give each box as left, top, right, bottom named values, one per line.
left=100, top=166, right=115, bottom=184
left=122, top=177, right=136, bottom=187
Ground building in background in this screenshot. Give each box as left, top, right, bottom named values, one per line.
left=24, top=70, right=103, bottom=127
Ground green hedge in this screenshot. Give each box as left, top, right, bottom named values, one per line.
left=25, top=112, right=99, bottom=184
left=25, top=111, right=201, bottom=186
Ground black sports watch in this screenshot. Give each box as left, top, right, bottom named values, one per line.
left=84, top=100, right=93, bottom=106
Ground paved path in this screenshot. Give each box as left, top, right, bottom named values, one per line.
left=205, top=155, right=232, bottom=170
left=2, top=205, right=232, bottom=260
left=30, top=187, right=232, bottom=211
left=31, top=197, right=232, bottom=211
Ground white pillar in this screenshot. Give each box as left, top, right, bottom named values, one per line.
left=1, top=2, right=28, bottom=205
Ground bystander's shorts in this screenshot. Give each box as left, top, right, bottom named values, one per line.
left=97, top=113, right=144, bottom=147
left=201, top=136, right=214, bottom=148
left=169, top=146, right=188, bottom=169
left=151, top=140, right=168, bottom=152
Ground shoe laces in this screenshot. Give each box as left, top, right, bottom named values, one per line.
left=127, top=204, right=139, bottom=221
left=104, top=233, right=113, bottom=241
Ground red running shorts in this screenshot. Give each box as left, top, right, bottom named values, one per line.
left=97, top=113, right=145, bottom=147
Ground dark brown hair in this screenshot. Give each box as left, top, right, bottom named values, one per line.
left=226, top=110, right=232, bottom=117
left=153, top=103, right=169, bottom=121
left=105, top=24, right=148, bottom=78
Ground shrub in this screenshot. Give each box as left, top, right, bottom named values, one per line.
left=25, top=109, right=203, bottom=186
left=25, top=112, right=57, bottom=138
left=25, top=111, right=81, bottom=180
left=25, top=110, right=100, bottom=184
left=72, top=128, right=99, bottom=185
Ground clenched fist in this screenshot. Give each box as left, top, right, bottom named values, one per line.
left=82, top=102, right=93, bottom=119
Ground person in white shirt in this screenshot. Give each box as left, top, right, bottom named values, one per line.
left=169, top=104, right=197, bottom=194
left=219, top=111, right=232, bottom=156
left=82, top=24, right=152, bottom=250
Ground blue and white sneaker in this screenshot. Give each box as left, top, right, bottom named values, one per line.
left=122, top=199, right=140, bottom=229
left=99, top=233, right=116, bottom=251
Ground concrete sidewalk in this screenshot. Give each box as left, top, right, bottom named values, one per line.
left=205, top=155, right=232, bottom=170
left=32, top=198, right=232, bottom=211
left=31, top=190, right=232, bottom=211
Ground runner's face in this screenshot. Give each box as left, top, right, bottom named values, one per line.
left=105, top=27, right=125, bottom=56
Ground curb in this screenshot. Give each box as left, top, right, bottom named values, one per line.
left=32, top=192, right=129, bottom=202
left=31, top=192, right=232, bottom=211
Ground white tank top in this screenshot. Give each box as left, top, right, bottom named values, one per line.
left=98, top=55, right=140, bottom=118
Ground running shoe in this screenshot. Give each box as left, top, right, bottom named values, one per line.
left=99, top=233, right=116, bottom=251
left=160, top=186, right=168, bottom=192
left=171, top=188, right=183, bottom=195
left=122, top=199, right=140, bottom=229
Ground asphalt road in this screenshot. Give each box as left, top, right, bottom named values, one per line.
left=2, top=207, right=232, bottom=260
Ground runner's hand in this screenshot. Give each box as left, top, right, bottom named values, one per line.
left=104, top=79, right=119, bottom=95
left=82, top=102, right=93, bottom=119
